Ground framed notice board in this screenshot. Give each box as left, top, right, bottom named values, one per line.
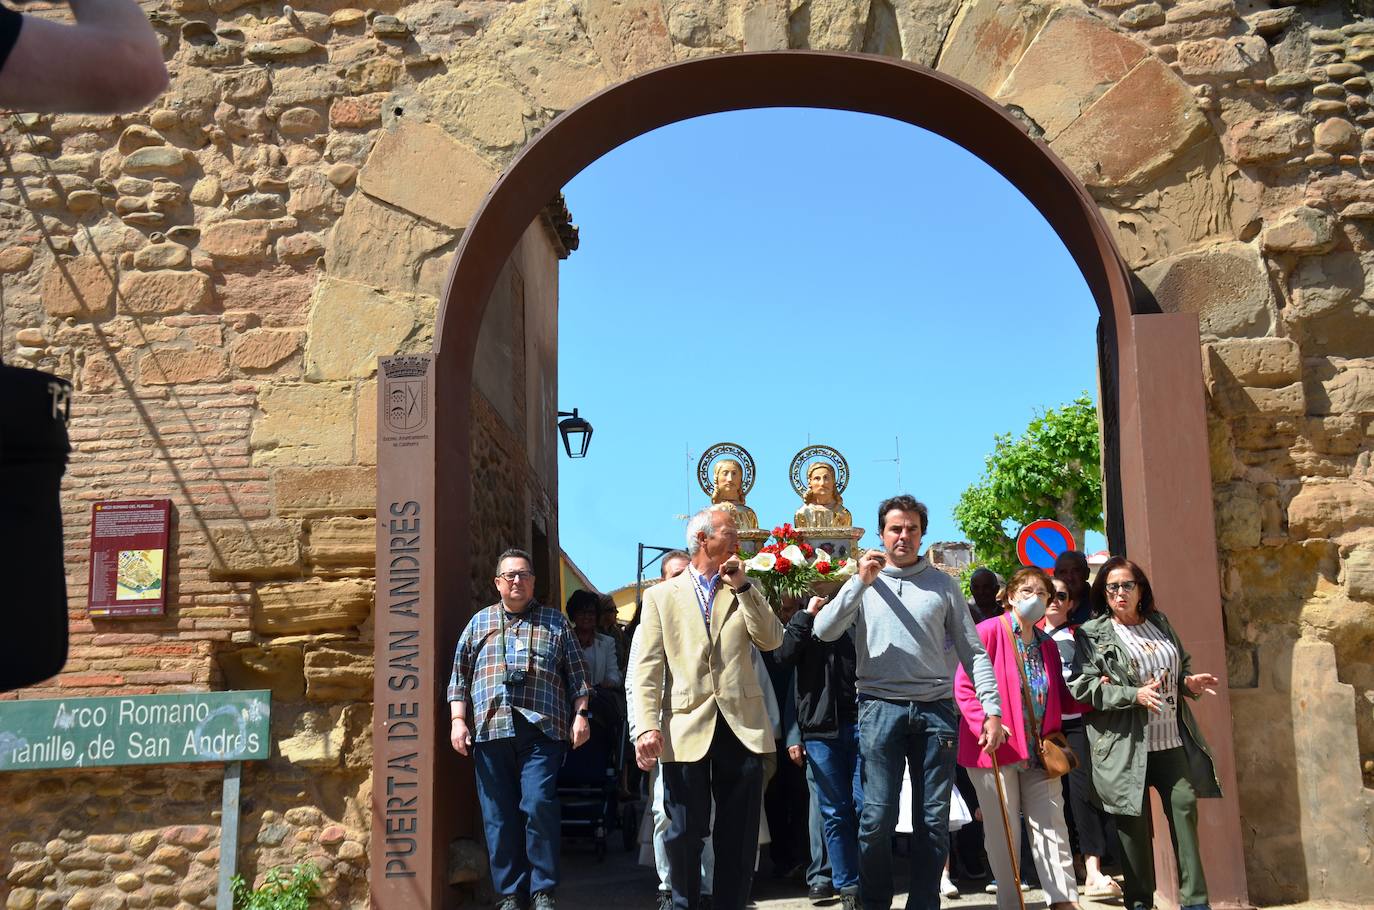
left=87, top=499, right=172, bottom=618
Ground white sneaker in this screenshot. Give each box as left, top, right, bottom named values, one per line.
left=941, top=872, right=960, bottom=898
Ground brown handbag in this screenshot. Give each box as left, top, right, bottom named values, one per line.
left=1001, top=614, right=1079, bottom=780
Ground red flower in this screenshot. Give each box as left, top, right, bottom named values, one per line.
left=801, top=543, right=815, bottom=557
left=772, top=526, right=784, bottom=538
left=775, top=556, right=793, bottom=574
left=817, top=561, right=832, bottom=575
left=782, top=523, right=793, bottom=536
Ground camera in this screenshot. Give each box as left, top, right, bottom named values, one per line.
left=504, top=669, right=527, bottom=686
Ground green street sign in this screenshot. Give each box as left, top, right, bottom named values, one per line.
left=0, top=690, right=271, bottom=772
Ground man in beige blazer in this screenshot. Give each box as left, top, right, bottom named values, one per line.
left=634, top=506, right=784, bottom=910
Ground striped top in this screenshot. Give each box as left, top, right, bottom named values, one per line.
left=1112, top=618, right=1181, bottom=752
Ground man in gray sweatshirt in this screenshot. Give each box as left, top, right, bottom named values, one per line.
left=815, top=494, right=1005, bottom=910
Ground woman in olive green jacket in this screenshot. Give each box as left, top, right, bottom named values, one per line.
left=1069, top=556, right=1222, bottom=910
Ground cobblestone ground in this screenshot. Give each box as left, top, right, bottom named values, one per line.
left=560, top=835, right=1083, bottom=910
left=557, top=837, right=1357, bottom=910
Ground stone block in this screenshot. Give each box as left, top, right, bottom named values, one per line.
left=217, top=645, right=305, bottom=700
left=938, top=0, right=1053, bottom=96
left=206, top=520, right=302, bottom=579
left=277, top=107, right=323, bottom=136
left=140, top=347, right=228, bottom=385
left=250, top=382, right=355, bottom=466
left=0, top=246, right=34, bottom=272
left=121, top=147, right=189, bottom=176
left=278, top=707, right=346, bottom=767
left=1261, top=206, right=1337, bottom=254
left=118, top=269, right=212, bottom=317
left=997, top=10, right=1147, bottom=141
left=1137, top=242, right=1274, bottom=338
left=199, top=219, right=271, bottom=264
left=486, top=2, right=610, bottom=112
left=1287, top=482, right=1374, bottom=540
left=1287, top=253, right=1374, bottom=358
left=789, top=0, right=869, bottom=51
left=304, top=278, right=415, bottom=381
left=41, top=255, right=115, bottom=319
left=357, top=121, right=498, bottom=231
left=304, top=643, right=374, bottom=701
left=1051, top=56, right=1210, bottom=188
left=232, top=329, right=302, bottom=372
left=329, top=93, right=385, bottom=130
left=1176, top=35, right=1273, bottom=81
left=253, top=579, right=373, bottom=635
left=1345, top=547, right=1374, bottom=602
left=356, top=379, right=377, bottom=465
left=581, top=0, right=675, bottom=78
left=1206, top=338, right=1301, bottom=387
left=1215, top=482, right=1263, bottom=550
left=324, top=192, right=454, bottom=297
left=1307, top=362, right=1374, bottom=415
left=1212, top=382, right=1306, bottom=418
left=1315, top=117, right=1359, bottom=153
left=307, top=517, right=375, bottom=568
left=275, top=466, right=376, bottom=517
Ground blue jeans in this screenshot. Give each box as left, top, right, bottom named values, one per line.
left=857, top=697, right=958, bottom=910
left=806, top=723, right=863, bottom=892
left=473, top=714, right=566, bottom=897
left=805, top=762, right=832, bottom=889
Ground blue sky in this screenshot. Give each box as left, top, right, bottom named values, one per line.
left=556, top=108, right=1104, bottom=591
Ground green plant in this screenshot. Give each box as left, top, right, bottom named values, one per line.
left=231, top=861, right=321, bottom=910
left=953, top=394, right=1104, bottom=580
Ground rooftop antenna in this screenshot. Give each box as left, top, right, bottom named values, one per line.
left=874, top=436, right=902, bottom=489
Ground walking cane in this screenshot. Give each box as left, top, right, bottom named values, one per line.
left=989, top=752, right=1027, bottom=910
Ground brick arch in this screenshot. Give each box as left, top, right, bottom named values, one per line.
left=376, top=49, right=1246, bottom=910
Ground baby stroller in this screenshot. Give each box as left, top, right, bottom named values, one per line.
left=558, top=698, right=634, bottom=860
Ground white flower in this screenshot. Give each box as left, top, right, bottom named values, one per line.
left=813, top=548, right=832, bottom=565
left=745, top=551, right=777, bottom=572
left=780, top=544, right=808, bottom=565
left=831, top=558, right=857, bottom=580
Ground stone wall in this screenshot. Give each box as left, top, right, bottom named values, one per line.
left=3, top=0, right=1374, bottom=905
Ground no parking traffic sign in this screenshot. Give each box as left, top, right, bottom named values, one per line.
left=1016, top=519, right=1076, bottom=572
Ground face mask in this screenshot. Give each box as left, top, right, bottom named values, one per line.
left=1013, top=594, right=1047, bottom=625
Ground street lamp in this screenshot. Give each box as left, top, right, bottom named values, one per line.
left=557, top=408, right=593, bottom=458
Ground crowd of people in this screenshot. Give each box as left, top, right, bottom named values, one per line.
left=446, top=496, right=1224, bottom=910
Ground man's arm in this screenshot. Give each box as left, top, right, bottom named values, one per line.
left=632, top=587, right=667, bottom=740
left=813, top=576, right=863, bottom=641
left=737, top=585, right=784, bottom=652
left=0, top=0, right=168, bottom=114
left=946, top=585, right=1000, bottom=717
left=447, top=626, right=476, bottom=756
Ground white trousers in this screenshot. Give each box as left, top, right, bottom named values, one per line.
left=969, top=763, right=1078, bottom=910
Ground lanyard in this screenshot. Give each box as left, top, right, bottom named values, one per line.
left=498, top=607, right=533, bottom=672
left=689, top=568, right=719, bottom=628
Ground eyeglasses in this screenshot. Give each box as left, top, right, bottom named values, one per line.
left=498, top=571, right=534, bottom=583
left=1053, top=591, right=1070, bottom=602
left=1104, top=581, right=1137, bottom=594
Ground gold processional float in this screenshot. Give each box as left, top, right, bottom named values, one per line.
left=696, top=442, right=865, bottom=610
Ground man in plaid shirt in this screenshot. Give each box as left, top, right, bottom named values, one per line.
left=450, top=548, right=593, bottom=910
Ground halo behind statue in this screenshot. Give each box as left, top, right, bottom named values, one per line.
left=790, top=445, right=850, bottom=498
left=698, top=442, right=757, bottom=499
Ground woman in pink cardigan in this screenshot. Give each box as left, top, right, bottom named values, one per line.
left=955, top=567, right=1083, bottom=910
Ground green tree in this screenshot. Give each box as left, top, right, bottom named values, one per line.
left=953, top=394, right=1104, bottom=580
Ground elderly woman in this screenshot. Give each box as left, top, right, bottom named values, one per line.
left=1046, top=576, right=1119, bottom=898
left=955, top=566, right=1080, bottom=910
left=1069, top=557, right=1221, bottom=910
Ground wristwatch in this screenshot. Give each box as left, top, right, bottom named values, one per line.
left=577, top=708, right=592, bottom=719
left=730, top=581, right=753, bottom=594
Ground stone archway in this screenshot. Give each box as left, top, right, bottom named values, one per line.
left=374, top=47, right=1245, bottom=910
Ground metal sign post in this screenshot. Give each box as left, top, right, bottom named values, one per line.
left=217, top=761, right=242, bottom=910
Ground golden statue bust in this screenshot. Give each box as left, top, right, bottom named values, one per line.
left=795, top=461, right=852, bottom=528
left=709, top=458, right=759, bottom=530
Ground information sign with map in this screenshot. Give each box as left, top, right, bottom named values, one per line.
left=87, top=499, right=172, bottom=618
